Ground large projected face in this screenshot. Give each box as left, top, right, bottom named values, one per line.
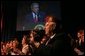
left=16, top=1, right=61, bottom=31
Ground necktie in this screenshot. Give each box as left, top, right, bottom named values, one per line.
left=34, top=14, right=38, bottom=23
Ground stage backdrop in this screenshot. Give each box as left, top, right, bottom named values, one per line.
left=16, top=1, right=61, bottom=31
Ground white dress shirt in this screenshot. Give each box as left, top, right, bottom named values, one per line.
left=32, top=12, right=38, bottom=21
left=45, top=34, right=56, bottom=45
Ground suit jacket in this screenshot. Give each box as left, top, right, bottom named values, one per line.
left=34, top=32, right=73, bottom=56
left=22, top=11, right=46, bottom=30
left=25, top=11, right=46, bottom=23
left=75, top=39, right=84, bottom=52
left=72, top=39, right=84, bottom=56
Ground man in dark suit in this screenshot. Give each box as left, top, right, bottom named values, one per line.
left=23, top=2, right=46, bottom=30
left=34, top=16, right=73, bottom=56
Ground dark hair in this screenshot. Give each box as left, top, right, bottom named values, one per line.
left=77, top=29, right=84, bottom=34
left=23, top=35, right=29, bottom=44
left=34, top=34, right=40, bottom=42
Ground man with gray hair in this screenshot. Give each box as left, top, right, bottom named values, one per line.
left=24, top=2, right=46, bottom=30
left=34, top=16, right=72, bottom=56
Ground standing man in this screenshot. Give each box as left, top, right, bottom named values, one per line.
left=35, top=16, right=72, bottom=56
left=23, top=2, right=46, bottom=30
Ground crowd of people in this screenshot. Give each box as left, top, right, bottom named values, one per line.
left=1, top=15, right=84, bottom=56
left=1, top=3, right=84, bottom=56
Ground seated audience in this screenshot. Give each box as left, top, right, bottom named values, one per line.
left=10, top=39, right=20, bottom=55
left=21, top=35, right=30, bottom=55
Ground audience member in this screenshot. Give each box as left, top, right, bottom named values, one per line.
left=73, top=29, right=84, bottom=56
left=35, top=16, right=72, bottom=56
